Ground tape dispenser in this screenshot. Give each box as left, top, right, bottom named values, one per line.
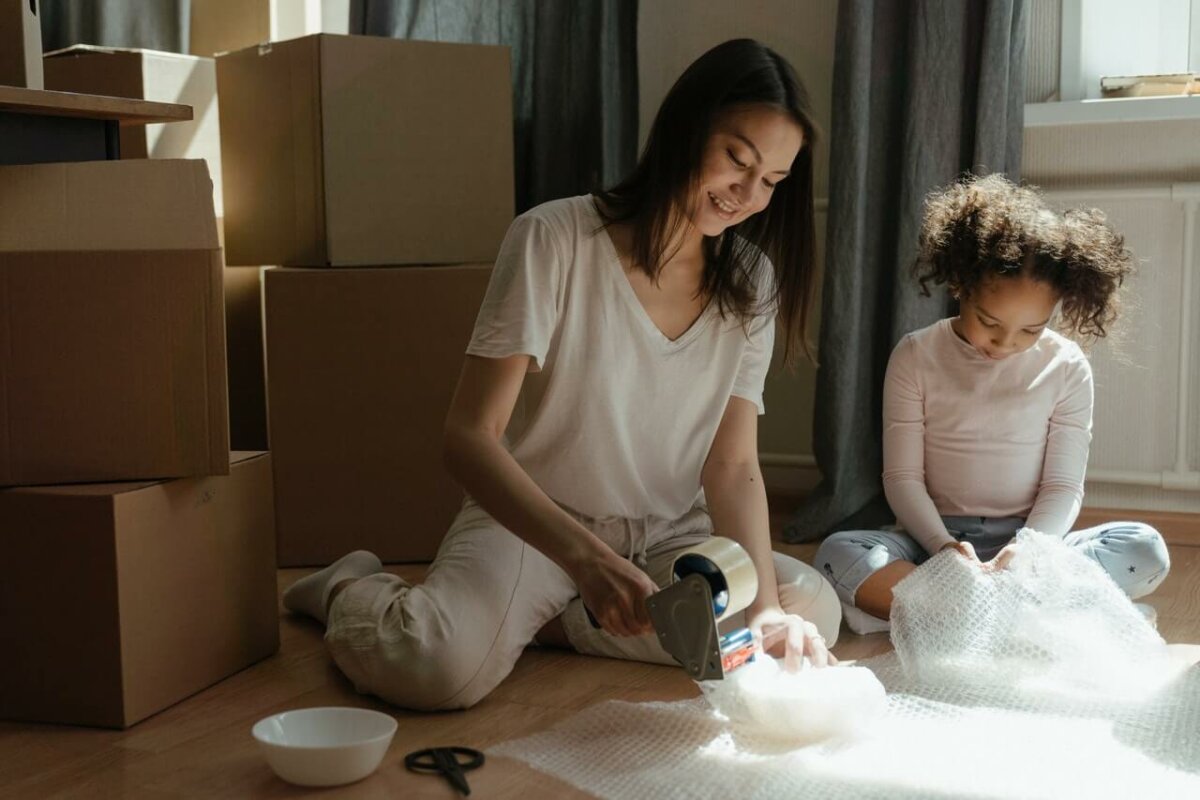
left=646, top=537, right=759, bottom=680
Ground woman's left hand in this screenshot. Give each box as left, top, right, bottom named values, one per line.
left=747, top=605, right=837, bottom=671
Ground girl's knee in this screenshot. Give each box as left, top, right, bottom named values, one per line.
left=1092, top=522, right=1170, bottom=599
left=814, top=530, right=910, bottom=606
left=814, top=531, right=863, bottom=584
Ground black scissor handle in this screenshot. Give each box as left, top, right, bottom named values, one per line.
left=405, top=747, right=485, bottom=796
left=405, top=746, right=485, bottom=772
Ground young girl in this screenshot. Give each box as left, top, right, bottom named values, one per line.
left=282, top=39, right=843, bottom=710
left=816, top=174, right=1171, bottom=635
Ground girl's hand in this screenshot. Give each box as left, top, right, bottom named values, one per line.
left=748, top=605, right=837, bottom=671
left=986, top=541, right=1022, bottom=571
left=573, top=549, right=659, bottom=637
left=940, top=540, right=980, bottom=562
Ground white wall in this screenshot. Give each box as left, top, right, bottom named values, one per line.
left=1024, top=4, right=1200, bottom=513
left=637, top=0, right=838, bottom=486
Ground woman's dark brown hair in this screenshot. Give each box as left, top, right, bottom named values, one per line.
left=594, top=38, right=819, bottom=364
left=915, top=173, right=1134, bottom=342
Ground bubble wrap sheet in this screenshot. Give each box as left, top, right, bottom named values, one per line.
left=492, top=533, right=1200, bottom=799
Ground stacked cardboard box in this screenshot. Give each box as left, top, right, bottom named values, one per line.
left=265, top=266, right=491, bottom=565
left=43, top=45, right=225, bottom=215
left=217, top=34, right=513, bottom=267
left=0, top=159, right=229, bottom=485
left=0, top=159, right=278, bottom=728
left=0, top=452, right=277, bottom=728
left=43, top=45, right=268, bottom=451
left=217, top=34, right=514, bottom=565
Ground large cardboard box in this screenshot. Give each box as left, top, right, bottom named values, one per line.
left=265, top=265, right=491, bottom=565
left=217, top=34, right=513, bottom=267
left=43, top=45, right=225, bottom=216
left=0, top=0, right=43, bottom=89
left=0, top=452, right=278, bottom=729
left=189, top=0, right=349, bottom=58
left=0, top=159, right=230, bottom=486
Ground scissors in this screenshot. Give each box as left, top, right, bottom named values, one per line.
left=404, top=746, right=485, bottom=796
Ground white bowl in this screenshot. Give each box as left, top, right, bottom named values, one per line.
left=252, top=707, right=398, bottom=787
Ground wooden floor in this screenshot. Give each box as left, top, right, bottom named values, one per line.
left=3, top=520, right=1199, bottom=799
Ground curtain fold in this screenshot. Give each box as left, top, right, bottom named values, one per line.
left=40, top=0, right=190, bottom=53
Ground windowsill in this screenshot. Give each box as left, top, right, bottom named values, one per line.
left=1025, top=96, right=1200, bottom=127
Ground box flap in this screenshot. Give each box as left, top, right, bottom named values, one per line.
left=43, top=44, right=124, bottom=58
left=5, top=454, right=263, bottom=498
left=45, top=44, right=212, bottom=64
left=0, top=160, right=219, bottom=252
left=43, top=44, right=139, bottom=59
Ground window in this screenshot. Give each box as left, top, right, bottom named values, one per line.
left=1058, top=0, right=1199, bottom=101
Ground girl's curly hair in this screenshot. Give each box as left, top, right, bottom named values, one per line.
left=914, top=173, right=1134, bottom=342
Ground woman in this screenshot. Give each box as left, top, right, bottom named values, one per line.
left=284, top=39, right=842, bottom=710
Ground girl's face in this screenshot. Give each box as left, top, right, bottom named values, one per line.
left=953, top=273, right=1060, bottom=360
left=688, top=104, right=803, bottom=237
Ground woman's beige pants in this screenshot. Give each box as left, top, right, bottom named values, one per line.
left=325, top=499, right=842, bottom=710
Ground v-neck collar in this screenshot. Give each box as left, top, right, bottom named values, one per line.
left=590, top=202, right=715, bottom=350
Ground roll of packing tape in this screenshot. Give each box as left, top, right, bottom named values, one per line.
left=670, top=537, right=758, bottom=623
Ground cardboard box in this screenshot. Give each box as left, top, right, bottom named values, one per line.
left=217, top=34, right=514, bottom=267
left=0, top=159, right=230, bottom=486
left=265, top=265, right=491, bottom=565
left=0, top=452, right=278, bottom=729
left=189, top=0, right=349, bottom=58
left=43, top=45, right=225, bottom=216
left=0, top=0, right=43, bottom=89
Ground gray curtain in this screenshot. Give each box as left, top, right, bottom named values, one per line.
left=784, top=0, right=1028, bottom=542
left=40, top=0, right=190, bottom=53
left=351, top=0, right=638, bottom=213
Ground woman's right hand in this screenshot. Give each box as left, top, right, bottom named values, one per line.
left=573, top=549, right=659, bottom=637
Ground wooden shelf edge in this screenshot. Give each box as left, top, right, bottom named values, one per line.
left=0, top=85, right=192, bottom=125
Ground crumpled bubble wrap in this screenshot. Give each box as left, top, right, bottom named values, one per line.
left=492, top=532, right=1200, bottom=799
left=697, top=656, right=886, bottom=744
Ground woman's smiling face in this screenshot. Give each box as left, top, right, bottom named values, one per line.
left=687, top=104, right=803, bottom=237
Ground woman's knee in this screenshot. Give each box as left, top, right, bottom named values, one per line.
left=774, top=556, right=842, bottom=647
left=332, top=633, right=510, bottom=711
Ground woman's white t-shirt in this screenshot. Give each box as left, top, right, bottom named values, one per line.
left=466, top=195, right=776, bottom=521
